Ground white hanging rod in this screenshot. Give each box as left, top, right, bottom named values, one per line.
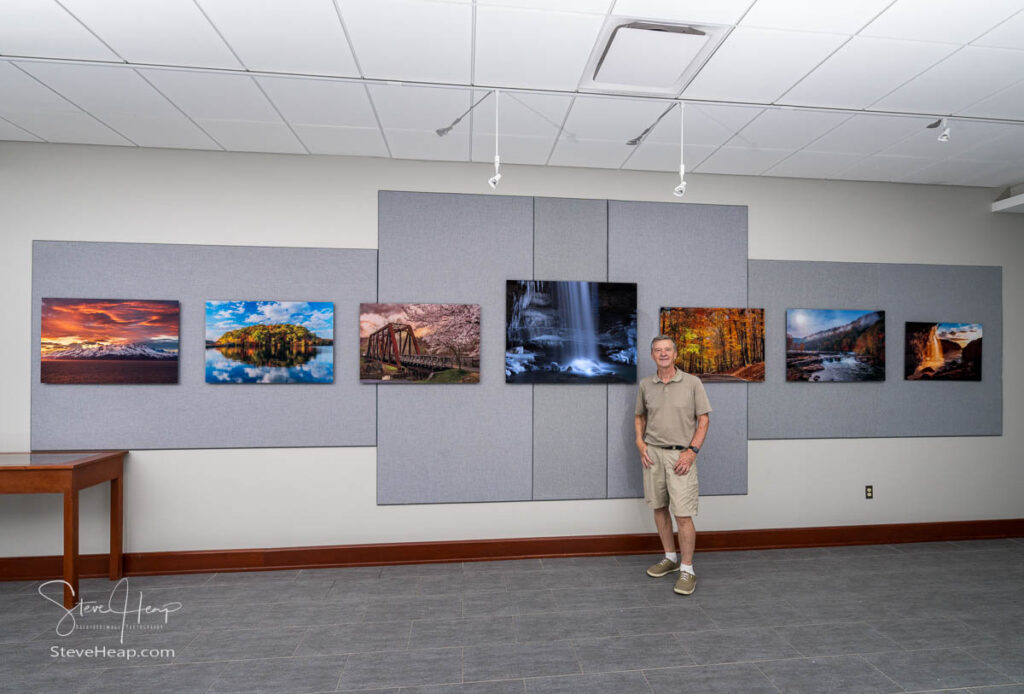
left=2, top=55, right=1023, bottom=128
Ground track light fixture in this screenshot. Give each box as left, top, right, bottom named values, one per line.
left=673, top=102, right=686, bottom=198
left=435, top=92, right=491, bottom=137
left=927, top=117, right=951, bottom=143
left=624, top=101, right=688, bottom=197
left=625, top=103, right=675, bottom=147
left=488, top=89, right=502, bottom=190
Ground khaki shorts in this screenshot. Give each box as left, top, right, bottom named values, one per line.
left=643, top=444, right=699, bottom=517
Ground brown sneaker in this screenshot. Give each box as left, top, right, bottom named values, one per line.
left=673, top=571, right=696, bottom=595
left=646, top=557, right=681, bottom=578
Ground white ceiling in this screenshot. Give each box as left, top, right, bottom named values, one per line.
left=1, top=0, right=1023, bottom=188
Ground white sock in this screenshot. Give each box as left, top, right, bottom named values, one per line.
left=680, top=563, right=694, bottom=575
left=665, top=552, right=679, bottom=563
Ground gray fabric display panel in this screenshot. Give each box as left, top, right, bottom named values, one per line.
left=532, top=385, right=608, bottom=500
left=607, top=201, right=750, bottom=497
left=748, top=260, right=1002, bottom=439
left=31, top=241, right=377, bottom=450
left=532, top=198, right=608, bottom=500
left=376, top=193, right=750, bottom=505
left=376, top=192, right=534, bottom=504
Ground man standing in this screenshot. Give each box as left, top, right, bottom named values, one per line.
left=635, top=335, right=711, bottom=595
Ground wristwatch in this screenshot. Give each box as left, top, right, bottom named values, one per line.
left=688, top=445, right=700, bottom=454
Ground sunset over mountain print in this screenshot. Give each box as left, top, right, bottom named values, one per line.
left=41, top=298, right=180, bottom=384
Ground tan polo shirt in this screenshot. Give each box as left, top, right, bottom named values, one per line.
left=635, top=368, right=712, bottom=447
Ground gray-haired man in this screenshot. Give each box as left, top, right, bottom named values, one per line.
left=634, top=334, right=711, bottom=595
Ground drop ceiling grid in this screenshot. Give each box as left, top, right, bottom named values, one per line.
left=1, top=60, right=139, bottom=146
left=620, top=142, right=717, bottom=172
left=738, top=0, right=896, bottom=34
left=611, top=0, right=757, bottom=26
left=859, top=0, right=1024, bottom=44
left=469, top=91, right=572, bottom=165
left=776, top=37, right=959, bottom=111
left=194, top=0, right=359, bottom=77
left=0, top=0, right=121, bottom=61
left=871, top=45, right=1024, bottom=115
left=0, top=61, right=133, bottom=146
left=0, top=115, right=42, bottom=142
left=682, top=27, right=850, bottom=103
left=962, top=78, right=1024, bottom=120
left=0, top=1, right=1021, bottom=187
left=756, top=111, right=929, bottom=183
left=249, top=76, right=389, bottom=159
left=138, top=68, right=307, bottom=154
left=473, top=5, right=605, bottom=90
left=57, top=0, right=242, bottom=69
left=973, top=7, right=1024, bottom=49
left=340, top=0, right=473, bottom=84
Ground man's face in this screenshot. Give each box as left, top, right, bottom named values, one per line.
left=651, top=340, right=676, bottom=369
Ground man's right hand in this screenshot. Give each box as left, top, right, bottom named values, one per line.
left=637, top=442, right=653, bottom=469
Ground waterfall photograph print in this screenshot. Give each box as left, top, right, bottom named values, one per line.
left=905, top=322, right=982, bottom=381
left=506, top=280, right=637, bottom=384
left=205, top=301, right=334, bottom=384
left=359, top=303, right=481, bottom=384
left=659, top=307, right=765, bottom=382
left=786, top=309, right=885, bottom=382
left=41, top=298, right=179, bottom=384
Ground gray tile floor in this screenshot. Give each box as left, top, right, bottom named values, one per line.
left=1, top=538, right=1022, bottom=693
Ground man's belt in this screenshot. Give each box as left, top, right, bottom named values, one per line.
left=650, top=444, right=687, bottom=450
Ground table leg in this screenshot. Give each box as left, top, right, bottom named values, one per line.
left=109, top=475, right=123, bottom=580
left=63, top=490, right=79, bottom=609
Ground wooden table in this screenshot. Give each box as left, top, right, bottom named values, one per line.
left=0, top=450, right=126, bottom=608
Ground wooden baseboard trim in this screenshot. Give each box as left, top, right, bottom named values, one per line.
left=3, top=518, right=1021, bottom=581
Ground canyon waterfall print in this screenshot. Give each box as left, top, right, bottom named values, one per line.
left=786, top=309, right=885, bottom=382
left=905, top=322, right=982, bottom=381
left=205, top=301, right=334, bottom=384
left=40, top=298, right=180, bottom=384
left=659, top=307, right=765, bottom=382
left=506, top=280, right=637, bottom=384
left=359, top=303, right=481, bottom=384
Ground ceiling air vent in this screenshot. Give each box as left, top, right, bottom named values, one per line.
left=580, top=19, right=727, bottom=96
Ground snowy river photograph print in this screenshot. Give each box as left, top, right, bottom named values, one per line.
left=905, top=322, right=982, bottom=381
left=205, top=301, right=334, bottom=384
left=505, top=280, right=637, bottom=384
left=359, top=303, right=481, bottom=384
left=40, top=298, right=180, bottom=384
left=786, top=309, right=885, bottom=382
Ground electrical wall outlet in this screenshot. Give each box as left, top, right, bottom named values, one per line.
left=865, top=485, right=873, bottom=499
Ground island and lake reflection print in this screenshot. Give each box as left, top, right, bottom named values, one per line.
left=786, top=309, right=885, bottom=382
left=205, top=301, right=334, bottom=384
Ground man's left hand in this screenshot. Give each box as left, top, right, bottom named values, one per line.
left=674, top=449, right=696, bottom=475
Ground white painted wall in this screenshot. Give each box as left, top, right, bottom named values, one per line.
left=2, top=142, right=1022, bottom=557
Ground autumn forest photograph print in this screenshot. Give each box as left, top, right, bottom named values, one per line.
left=40, top=298, right=180, bottom=384
left=659, top=307, right=765, bottom=382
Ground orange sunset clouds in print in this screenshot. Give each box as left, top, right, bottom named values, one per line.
left=41, top=299, right=180, bottom=384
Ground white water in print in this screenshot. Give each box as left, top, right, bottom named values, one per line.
left=556, top=281, right=600, bottom=373
left=505, top=280, right=636, bottom=383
